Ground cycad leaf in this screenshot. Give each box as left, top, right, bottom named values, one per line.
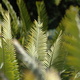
left=2, top=12, right=12, bottom=39
left=17, top=0, right=32, bottom=32
left=58, top=6, right=80, bottom=70
left=26, top=20, right=47, bottom=62
left=2, top=0, right=19, bottom=35
left=36, top=1, right=48, bottom=31
left=44, top=30, right=62, bottom=69
left=0, top=11, right=20, bottom=80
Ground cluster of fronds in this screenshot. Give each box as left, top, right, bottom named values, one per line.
left=0, top=0, right=80, bottom=80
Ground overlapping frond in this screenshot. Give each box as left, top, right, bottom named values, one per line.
left=2, top=0, right=19, bottom=35
left=17, top=0, right=32, bottom=32
left=44, top=30, right=62, bottom=69
left=16, top=0, right=32, bottom=45
left=0, top=10, right=20, bottom=80
left=26, top=20, right=47, bottom=62
left=36, top=1, right=48, bottom=31
left=57, top=6, right=80, bottom=70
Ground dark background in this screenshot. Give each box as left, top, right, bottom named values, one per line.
left=0, top=0, right=80, bottom=29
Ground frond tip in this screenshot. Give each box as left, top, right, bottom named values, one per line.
left=36, top=1, right=48, bottom=31
left=2, top=12, right=12, bottom=40
left=2, top=0, right=19, bottom=34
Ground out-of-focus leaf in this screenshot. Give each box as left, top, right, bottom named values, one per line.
left=36, top=1, right=48, bottom=31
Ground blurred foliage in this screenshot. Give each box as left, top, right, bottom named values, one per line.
left=0, top=0, right=80, bottom=80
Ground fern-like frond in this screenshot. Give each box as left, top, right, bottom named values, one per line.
left=16, top=0, right=32, bottom=45
left=17, top=0, right=32, bottom=32
left=36, top=1, right=48, bottom=31
left=57, top=6, right=80, bottom=70
left=0, top=10, right=20, bottom=80
left=2, top=12, right=12, bottom=39
left=44, top=30, right=62, bottom=69
left=26, top=20, right=47, bottom=63
left=2, top=0, right=19, bottom=36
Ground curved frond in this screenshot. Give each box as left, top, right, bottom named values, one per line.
left=0, top=11, right=20, bottom=80
left=44, top=30, right=62, bottom=69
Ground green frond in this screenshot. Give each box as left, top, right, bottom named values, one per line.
left=57, top=6, right=80, bottom=70
left=26, top=20, right=47, bottom=62
left=2, top=12, right=12, bottom=39
left=36, top=1, right=48, bottom=31
left=44, top=30, right=62, bottom=69
left=2, top=0, right=19, bottom=35
left=0, top=11, right=20, bottom=80
left=17, top=0, right=32, bottom=32
left=0, top=40, right=20, bottom=80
